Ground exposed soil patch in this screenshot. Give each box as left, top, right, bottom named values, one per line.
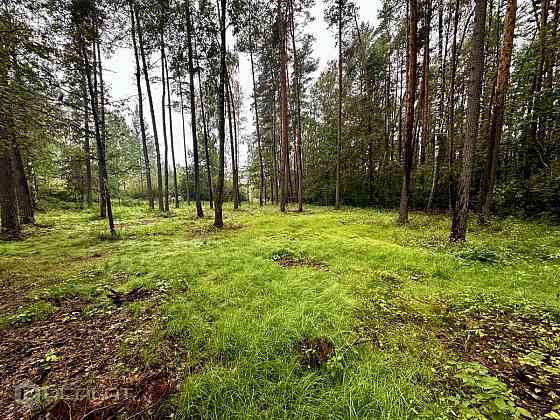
left=108, top=287, right=152, bottom=306
left=0, top=305, right=177, bottom=419
left=439, top=308, right=560, bottom=417
left=276, top=257, right=329, bottom=270
left=296, top=337, right=335, bottom=369
left=189, top=223, right=245, bottom=239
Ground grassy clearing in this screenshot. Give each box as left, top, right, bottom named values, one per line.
left=1, top=203, right=559, bottom=419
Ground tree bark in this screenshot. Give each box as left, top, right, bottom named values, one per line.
left=279, top=0, right=289, bottom=213
left=249, top=2, right=265, bottom=207
left=135, top=7, right=164, bottom=212
left=289, top=0, right=304, bottom=212
left=214, top=0, right=227, bottom=228
left=185, top=0, right=204, bottom=217
left=164, top=56, right=179, bottom=208
left=11, top=136, right=34, bottom=224
left=129, top=0, right=154, bottom=209
left=82, top=77, right=92, bottom=207
left=226, top=70, right=240, bottom=209
left=419, top=0, right=431, bottom=166
left=479, top=0, right=517, bottom=224
left=179, top=78, right=191, bottom=206
left=82, top=43, right=116, bottom=237
left=450, top=0, right=487, bottom=241
left=335, top=1, right=343, bottom=210
left=399, top=0, right=418, bottom=224
left=160, top=23, right=170, bottom=212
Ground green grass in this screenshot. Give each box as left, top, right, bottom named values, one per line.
left=1, top=202, right=559, bottom=418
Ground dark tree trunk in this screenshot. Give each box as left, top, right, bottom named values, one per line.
left=92, top=40, right=106, bottom=218
left=335, top=1, right=343, bottom=210
left=11, top=136, right=34, bottom=224
left=479, top=0, right=517, bottom=224
left=160, top=25, right=170, bottom=212
left=289, top=0, right=304, bottom=212
left=419, top=0, right=431, bottom=166
left=279, top=0, right=289, bottom=213
left=164, top=56, right=179, bottom=208
left=82, top=43, right=116, bottom=237
left=399, top=0, right=418, bottom=224
left=135, top=7, right=164, bottom=212
left=82, top=78, right=92, bottom=207
left=447, top=0, right=460, bottom=213
left=129, top=0, right=154, bottom=209
left=227, top=74, right=241, bottom=208
left=451, top=0, right=487, bottom=241
left=214, top=0, right=227, bottom=228
left=185, top=0, right=204, bottom=217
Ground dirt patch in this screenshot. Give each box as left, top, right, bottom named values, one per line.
left=276, top=257, right=329, bottom=270
left=439, top=309, right=560, bottom=417
left=296, top=338, right=335, bottom=369
left=0, top=306, right=177, bottom=419
left=107, top=287, right=152, bottom=306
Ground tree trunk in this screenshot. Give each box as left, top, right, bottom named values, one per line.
left=335, top=1, right=343, bottom=210
left=11, top=135, right=34, bottom=224
left=399, top=0, right=418, bottom=224
left=82, top=78, right=92, bottom=207
left=185, top=0, right=204, bottom=217
left=92, top=40, right=106, bottom=218
left=289, top=0, right=304, bottom=212
left=279, top=0, right=289, bottom=213
left=447, top=0, right=460, bottom=213
left=228, top=76, right=241, bottom=208
left=0, top=140, right=20, bottom=238
left=135, top=7, right=164, bottom=212
left=82, top=43, right=116, bottom=237
left=479, top=0, right=517, bottom=224
left=179, top=78, right=191, bottom=206
left=249, top=3, right=265, bottom=207
left=450, top=0, right=487, bottom=241
left=160, top=25, right=170, bottom=212
left=129, top=0, right=154, bottom=210
left=419, top=0, right=431, bottom=166
left=214, top=0, right=227, bottom=228
left=226, top=71, right=240, bottom=209
left=164, top=56, right=179, bottom=208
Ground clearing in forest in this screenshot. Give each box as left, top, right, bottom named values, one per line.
left=1, top=204, right=559, bottom=419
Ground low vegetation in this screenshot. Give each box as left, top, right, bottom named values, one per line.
left=1, top=203, right=559, bottom=418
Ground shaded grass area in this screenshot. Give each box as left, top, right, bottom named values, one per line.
left=1, top=203, right=559, bottom=418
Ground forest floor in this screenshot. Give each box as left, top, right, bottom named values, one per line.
left=1, top=202, right=560, bottom=419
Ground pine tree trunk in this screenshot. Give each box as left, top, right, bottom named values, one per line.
left=91, top=41, right=106, bottom=218
left=160, top=25, right=170, bottom=212
left=185, top=0, right=204, bottom=217
left=479, top=0, right=517, bottom=224
left=129, top=0, right=154, bottom=209
left=419, top=0, right=431, bottom=166
left=179, top=78, right=191, bottom=206
left=279, top=0, right=289, bottom=213
left=214, top=0, right=227, bottom=228
left=226, top=72, right=240, bottom=209
left=135, top=7, right=164, bottom=212
left=451, top=0, right=487, bottom=241
left=399, top=0, right=418, bottom=224
left=11, top=135, right=34, bottom=224
left=335, top=2, right=343, bottom=210
left=248, top=5, right=265, bottom=207
left=82, top=78, right=92, bottom=207
left=164, top=56, right=179, bottom=208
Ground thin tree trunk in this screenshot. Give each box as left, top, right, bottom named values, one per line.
left=249, top=3, right=265, bottom=207
left=82, top=77, right=92, bottom=207
left=82, top=43, right=116, bottom=237
left=135, top=7, right=164, bottom=212
left=279, top=0, right=289, bottom=213
left=129, top=0, right=154, bottom=209
left=92, top=40, right=106, bottom=217
left=399, top=0, right=418, bottom=224
left=335, top=1, right=343, bottom=210
left=185, top=0, right=204, bottom=217
left=289, top=0, right=304, bottom=212
left=160, top=24, right=170, bottom=212
left=479, top=0, right=517, bottom=224
left=451, top=0, right=487, bottom=241
left=214, top=0, right=227, bottom=227
left=419, top=0, right=431, bottom=166
left=226, top=71, right=239, bottom=209
left=179, top=78, right=191, bottom=206
left=164, top=55, right=179, bottom=208
left=229, top=76, right=241, bottom=208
